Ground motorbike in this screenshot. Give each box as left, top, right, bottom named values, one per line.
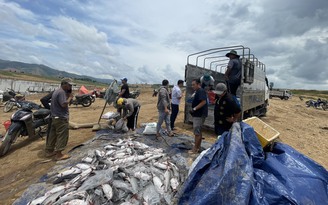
left=129, top=89, right=140, bottom=99
left=0, top=102, right=51, bottom=156
left=69, top=94, right=93, bottom=107
left=3, top=88, right=26, bottom=113
left=305, top=99, right=327, bottom=110
left=3, top=98, right=40, bottom=113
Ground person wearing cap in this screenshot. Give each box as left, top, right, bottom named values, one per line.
left=119, top=77, right=130, bottom=98
left=225, top=50, right=242, bottom=96
left=170, top=80, right=184, bottom=130
left=156, top=79, right=174, bottom=138
left=213, top=83, right=241, bottom=135
left=45, top=78, right=74, bottom=160
left=200, top=73, right=215, bottom=91
left=189, top=78, right=208, bottom=154
left=116, top=97, right=141, bottom=131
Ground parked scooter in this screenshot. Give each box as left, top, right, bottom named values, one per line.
left=3, top=98, right=40, bottom=113
left=3, top=88, right=27, bottom=112
left=0, top=102, right=51, bottom=156
left=69, top=94, right=93, bottom=107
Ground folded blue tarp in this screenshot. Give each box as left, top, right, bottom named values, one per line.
left=178, top=123, right=328, bottom=205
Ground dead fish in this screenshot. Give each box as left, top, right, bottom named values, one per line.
left=53, top=191, right=86, bottom=205
left=142, top=184, right=161, bottom=204
left=153, top=162, right=168, bottom=170
left=153, top=175, right=164, bottom=194
left=75, top=163, right=92, bottom=170
left=102, top=184, right=113, bottom=200
left=144, top=154, right=165, bottom=162
left=27, top=195, right=48, bottom=205
left=62, top=199, right=89, bottom=205
left=56, top=167, right=82, bottom=179
left=81, top=156, right=93, bottom=164
left=134, top=171, right=152, bottom=181
left=95, top=149, right=105, bottom=158
left=77, top=169, right=113, bottom=191
left=68, top=168, right=93, bottom=187
left=104, top=144, right=117, bottom=150
left=112, top=180, right=133, bottom=193
left=164, top=169, right=171, bottom=192
left=128, top=176, right=139, bottom=194
left=170, top=178, right=179, bottom=191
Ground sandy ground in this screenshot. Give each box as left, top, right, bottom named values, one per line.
left=0, top=88, right=327, bottom=204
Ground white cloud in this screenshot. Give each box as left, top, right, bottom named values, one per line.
left=0, top=0, right=327, bottom=89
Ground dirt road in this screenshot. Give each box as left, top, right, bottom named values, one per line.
left=0, top=88, right=327, bottom=204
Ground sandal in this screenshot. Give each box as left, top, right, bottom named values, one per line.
left=168, top=132, right=175, bottom=137
left=45, top=151, right=56, bottom=158
left=55, top=154, right=70, bottom=161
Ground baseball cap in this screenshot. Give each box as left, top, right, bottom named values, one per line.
left=61, top=78, right=74, bottom=85
left=120, top=77, right=128, bottom=82
left=213, top=83, right=227, bottom=95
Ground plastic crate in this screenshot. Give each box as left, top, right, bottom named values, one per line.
left=243, top=117, right=280, bottom=147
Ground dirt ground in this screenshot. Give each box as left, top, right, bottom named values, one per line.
left=0, top=88, right=327, bottom=205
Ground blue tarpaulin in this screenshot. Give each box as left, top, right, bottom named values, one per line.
left=178, top=122, right=328, bottom=205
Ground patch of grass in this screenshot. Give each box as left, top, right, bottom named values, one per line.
left=291, top=89, right=328, bottom=100
left=0, top=70, right=108, bottom=88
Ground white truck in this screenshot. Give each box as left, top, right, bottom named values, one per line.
left=269, top=89, right=291, bottom=100
left=184, top=45, right=269, bottom=128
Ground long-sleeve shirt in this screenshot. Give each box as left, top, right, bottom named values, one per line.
left=157, top=86, right=170, bottom=111
left=123, top=98, right=140, bottom=117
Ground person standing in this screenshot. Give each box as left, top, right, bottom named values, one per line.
left=213, top=83, right=241, bottom=135
left=156, top=79, right=174, bottom=138
left=170, top=80, right=184, bottom=130
left=189, top=78, right=208, bottom=154
left=116, top=97, right=141, bottom=131
left=40, top=91, right=54, bottom=109
left=45, top=78, right=74, bottom=160
left=119, top=77, right=130, bottom=98
left=224, top=50, right=242, bottom=96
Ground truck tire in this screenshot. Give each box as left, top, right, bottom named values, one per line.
left=284, top=96, right=289, bottom=100
left=0, top=128, right=21, bottom=156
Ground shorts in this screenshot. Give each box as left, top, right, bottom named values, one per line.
left=193, top=117, right=206, bottom=135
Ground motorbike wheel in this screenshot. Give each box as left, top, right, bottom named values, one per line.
left=0, top=128, right=21, bottom=156
left=90, top=96, right=95, bottom=103
left=82, top=98, right=92, bottom=107
left=3, top=101, right=15, bottom=113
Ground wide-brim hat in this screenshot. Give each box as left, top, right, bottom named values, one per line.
left=225, top=50, right=240, bottom=58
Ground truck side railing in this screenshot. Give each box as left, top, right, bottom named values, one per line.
left=184, top=45, right=268, bottom=127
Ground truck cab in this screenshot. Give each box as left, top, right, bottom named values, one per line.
left=184, top=45, right=268, bottom=129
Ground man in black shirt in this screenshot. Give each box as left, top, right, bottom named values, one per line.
left=189, top=78, right=208, bottom=154
left=119, top=77, right=130, bottom=98
left=213, top=83, right=241, bottom=135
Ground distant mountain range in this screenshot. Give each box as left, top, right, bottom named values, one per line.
left=0, top=59, right=113, bottom=84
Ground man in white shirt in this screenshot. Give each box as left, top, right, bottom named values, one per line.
left=170, top=80, right=184, bottom=130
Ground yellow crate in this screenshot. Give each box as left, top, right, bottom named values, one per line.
left=243, top=117, right=280, bottom=147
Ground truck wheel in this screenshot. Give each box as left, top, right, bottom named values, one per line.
left=82, top=98, right=92, bottom=107
left=0, top=129, right=21, bottom=156
left=284, top=96, right=289, bottom=100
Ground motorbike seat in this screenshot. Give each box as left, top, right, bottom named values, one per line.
left=33, top=109, right=51, bottom=119
left=75, top=94, right=89, bottom=99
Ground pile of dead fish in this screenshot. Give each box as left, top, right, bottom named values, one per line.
left=28, top=139, right=183, bottom=205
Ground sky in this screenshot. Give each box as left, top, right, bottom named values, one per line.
left=0, top=0, right=327, bottom=89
